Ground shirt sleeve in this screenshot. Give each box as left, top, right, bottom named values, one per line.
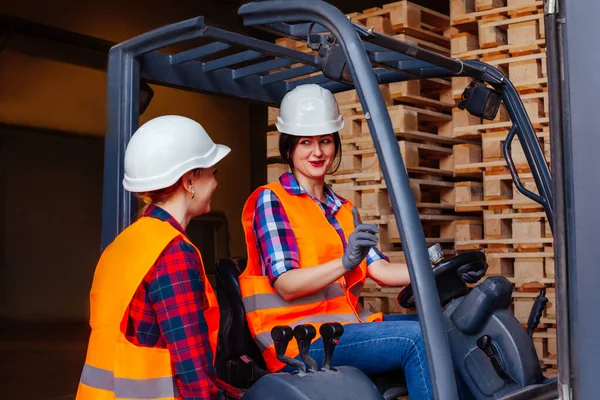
left=252, top=189, right=300, bottom=284
left=366, top=247, right=390, bottom=265
left=148, top=237, right=219, bottom=400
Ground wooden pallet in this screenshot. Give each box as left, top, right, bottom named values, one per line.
left=452, top=20, right=546, bottom=67
left=266, top=130, right=279, bottom=158
left=455, top=167, right=551, bottom=212
left=350, top=1, right=451, bottom=47
left=335, top=79, right=455, bottom=111
left=452, top=112, right=549, bottom=140
left=486, top=51, right=548, bottom=91
left=267, top=162, right=288, bottom=183
left=340, top=103, right=470, bottom=147
left=485, top=210, right=551, bottom=245
left=451, top=0, right=544, bottom=28
left=377, top=213, right=480, bottom=251
left=267, top=107, right=279, bottom=127
left=484, top=247, right=554, bottom=276
left=481, top=128, right=550, bottom=163
left=454, top=129, right=551, bottom=172
left=272, top=0, right=453, bottom=74
left=335, top=140, right=455, bottom=177
left=361, top=278, right=411, bottom=315
left=332, top=177, right=456, bottom=215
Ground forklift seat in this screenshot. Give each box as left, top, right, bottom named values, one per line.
left=214, top=257, right=407, bottom=399
left=214, top=257, right=268, bottom=389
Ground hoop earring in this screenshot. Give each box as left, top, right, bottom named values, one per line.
left=190, top=188, right=195, bottom=199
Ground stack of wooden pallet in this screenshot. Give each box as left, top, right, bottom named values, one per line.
left=450, top=0, right=556, bottom=376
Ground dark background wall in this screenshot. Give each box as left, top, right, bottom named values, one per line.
left=0, top=128, right=104, bottom=322
left=0, top=0, right=256, bottom=324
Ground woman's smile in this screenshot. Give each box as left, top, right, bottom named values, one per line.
left=309, top=160, right=326, bottom=168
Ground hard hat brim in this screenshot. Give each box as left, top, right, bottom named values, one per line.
left=275, top=116, right=344, bottom=136
left=123, top=143, right=231, bottom=193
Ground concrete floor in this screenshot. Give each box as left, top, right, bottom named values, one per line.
left=0, top=322, right=90, bottom=400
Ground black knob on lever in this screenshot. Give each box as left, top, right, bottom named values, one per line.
left=320, top=323, right=344, bottom=371
left=271, top=326, right=306, bottom=374
left=476, top=335, right=495, bottom=358
left=526, top=289, right=548, bottom=337
left=293, top=324, right=319, bottom=372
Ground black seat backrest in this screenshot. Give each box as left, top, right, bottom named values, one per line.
left=214, top=257, right=267, bottom=371
left=450, top=276, right=513, bottom=335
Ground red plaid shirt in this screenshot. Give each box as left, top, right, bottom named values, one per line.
left=121, top=205, right=219, bottom=399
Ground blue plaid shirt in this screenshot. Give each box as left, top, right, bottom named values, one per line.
left=252, top=172, right=388, bottom=283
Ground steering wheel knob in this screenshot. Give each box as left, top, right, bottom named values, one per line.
left=428, top=244, right=444, bottom=265
left=397, top=250, right=486, bottom=309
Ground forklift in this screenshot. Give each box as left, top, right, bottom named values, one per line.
left=100, top=0, right=597, bottom=399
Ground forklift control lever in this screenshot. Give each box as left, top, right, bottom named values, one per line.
left=527, top=289, right=549, bottom=337
left=294, top=324, right=319, bottom=372
left=477, top=335, right=516, bottom=384
left=271, top=325, right=307, bottom=374
left=319, top=323, right=344, bottom=370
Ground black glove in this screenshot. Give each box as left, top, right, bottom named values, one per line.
left=457, top=261, right=488, bottom=284
left=342, top=207, right=379, bottom=271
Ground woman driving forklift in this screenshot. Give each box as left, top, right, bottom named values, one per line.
left=239, top=84, right=433, bottom=400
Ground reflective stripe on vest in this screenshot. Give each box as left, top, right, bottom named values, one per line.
left=358, top=308, right=377, bottom=321
left=80, top=364, right=180, bottom=399
left=239, top=181, right=383, bottom=372
left=242, top=282, right=346, bottom=313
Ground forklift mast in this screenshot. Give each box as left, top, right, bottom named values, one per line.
left=100, top=0, right=600, bottom=398
left=543, top=0, right=600, bottom=399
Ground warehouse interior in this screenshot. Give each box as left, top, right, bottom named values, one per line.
left=0, top=0, right=559, bottom=399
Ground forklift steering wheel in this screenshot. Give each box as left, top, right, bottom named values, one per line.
left=397, top=251, right=488, bottom=309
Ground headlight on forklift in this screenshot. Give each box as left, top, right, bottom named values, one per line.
left=458, top=80, right=502, bottom=121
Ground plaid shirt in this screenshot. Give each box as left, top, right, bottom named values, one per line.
left=253, top=172, right=388, bottom=283
left=121, top=205, right=219, bottom=400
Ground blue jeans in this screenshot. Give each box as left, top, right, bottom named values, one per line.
left=283, top=314, right=433, bottom=400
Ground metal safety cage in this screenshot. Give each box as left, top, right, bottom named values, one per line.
left=102, top=1, right=553, bottom=399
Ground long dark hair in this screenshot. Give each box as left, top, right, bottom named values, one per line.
left=279, top=132, right=342, bottom=174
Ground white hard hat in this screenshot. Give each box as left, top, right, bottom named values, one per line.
left=276, top=84, right=344, bottom=136
left=123, top=115, right=231, bottom=192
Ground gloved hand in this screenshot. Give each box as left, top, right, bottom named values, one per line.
left=457, top=261, right=489, bottom=284
left=342, top=207, right=380, bottom=271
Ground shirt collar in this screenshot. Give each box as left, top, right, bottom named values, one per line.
left=279, top=172, right=346, bottom=206
left=144, top=204, right=187, bottom=235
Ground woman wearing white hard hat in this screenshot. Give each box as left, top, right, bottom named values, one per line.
left=238, top=85, right=433, bottom=399
left=77, top=115, right=236, bottom=400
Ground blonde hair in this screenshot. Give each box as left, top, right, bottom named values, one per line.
left=135, top=168, right=203, bottom=216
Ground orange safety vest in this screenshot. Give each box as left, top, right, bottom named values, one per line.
left=239, top=181, right=383, bottom=372
left=76, top=216, right=220, bottom=400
